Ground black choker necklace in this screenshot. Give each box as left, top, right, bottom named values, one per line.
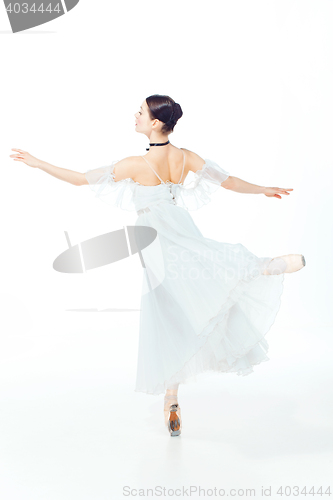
left=146, top=140, right=170, bottom=151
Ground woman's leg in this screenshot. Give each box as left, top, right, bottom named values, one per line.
left=164, top=383, right=180, bottom=426
left=263, top=254, right=306, bottom=275
left=166, top=383, right=179, bottom=391
left=164, top=383, right=179, bottom=406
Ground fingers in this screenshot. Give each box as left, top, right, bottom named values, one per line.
left=266, top=187, right=292, bottom=199
left=10, top=149, right=26, bottom=161
left=10, top=154, right=24, bottom=159
left=277, top=188, right=293, bottom=195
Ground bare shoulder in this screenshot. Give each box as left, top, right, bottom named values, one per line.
left=113, top=156, right=142, bottom=182
left=180, top=148, right=206, bottom=173
left=181, top=148, right=233, bottom=190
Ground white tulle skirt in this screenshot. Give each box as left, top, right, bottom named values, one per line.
left=133, top=203, right=284, bottom=396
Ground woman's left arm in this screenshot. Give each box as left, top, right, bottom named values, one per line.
left=224, top=176, right=293, bottom=199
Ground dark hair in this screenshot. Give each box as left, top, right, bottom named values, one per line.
left=146, top=94, right=183, bottom=134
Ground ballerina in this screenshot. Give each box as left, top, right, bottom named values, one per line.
left=10, top=94, right=305, bottom=437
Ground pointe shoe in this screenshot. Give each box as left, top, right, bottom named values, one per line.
left=164, top=394, right=178, bottom=426
left=263, top=254, right=306, bottom=275
left=168, top=404, right=182, bottom=437
left=164, top=394, right=182, bottom=436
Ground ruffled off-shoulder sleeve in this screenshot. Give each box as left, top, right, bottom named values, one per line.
left=84, top=160, right=137, bottom=211
left=174, top=158, right=230, bottom=211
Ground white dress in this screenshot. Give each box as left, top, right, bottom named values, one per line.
left=85, top=150, right=284, bottom=396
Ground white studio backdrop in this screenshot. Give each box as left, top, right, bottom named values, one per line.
left=0, top=1, right=331, bottom=325
left=0, top=1, right=332, bottom=498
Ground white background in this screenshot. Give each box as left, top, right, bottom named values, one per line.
left=0, top=1, right=332, bottom=499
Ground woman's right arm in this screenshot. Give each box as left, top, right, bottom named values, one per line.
left=10, top=148, right=87, bottom=186
left=184, top=149, right=292, bottom=198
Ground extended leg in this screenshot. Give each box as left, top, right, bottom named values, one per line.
left=263, top=254, right=306, bottom=275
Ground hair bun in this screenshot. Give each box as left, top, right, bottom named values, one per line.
left=167, top=102, right=179, bottom=124
left=145, top=94, right=183, bottom=133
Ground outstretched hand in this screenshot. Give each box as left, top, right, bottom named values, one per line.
left=264, top=187, right=293, bottom=199
left=10, top=149, right=41, bottom=168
